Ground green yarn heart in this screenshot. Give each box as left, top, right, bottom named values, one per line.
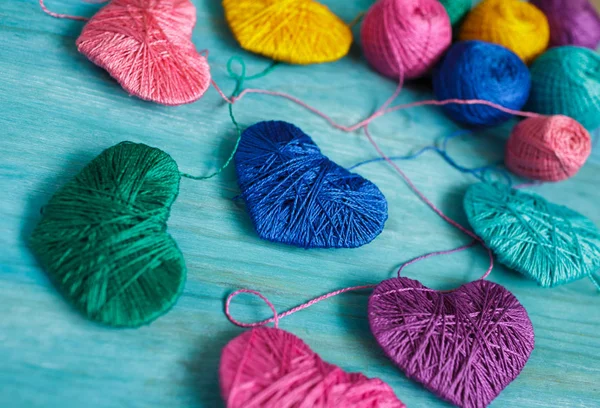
left=30, top=142, right=186, bottom=327
left=464, top=182, right=600, bottom=288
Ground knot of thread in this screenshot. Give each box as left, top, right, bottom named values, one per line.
left=368, top=277, right=535, bottom=408
left=219, top=327, right=406, bottom=408
left=433, top=40, right=531, bottom=126
left=459, top=0, right=550, bottom=63
left=234, top=120, right=388, bottom=249
left=506, top=115, right=591, bottom=182
left=438, top=0, right=472, bottom=26
left=464, top=182, right=600, bottom=287
left=76, top=0, right=211, bottom=105
left=361, top=0, right=452, bottom=79
left=222, top=0, right=352, bottom=64
left=526, top=46, right=600, bottom=130
left=29, top=142, right=186, bottom=327
left=531, top=0, right=600, bottom=49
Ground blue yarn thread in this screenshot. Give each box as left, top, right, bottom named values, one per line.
left=234, top=120, right=388, bottom=249
left=350, top=131, right=513, bottom=185
left=433, top=41, right=531, bottom=126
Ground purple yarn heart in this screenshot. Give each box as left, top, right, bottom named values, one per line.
left=368, top=277, right=534, bottom=408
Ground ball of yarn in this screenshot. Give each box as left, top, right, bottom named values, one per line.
left=235, top=121, right=388, bottom=249
left=361, top=0, right=452, bottom=79
left=527, top=46, right=600, bottom=130
left=222, top=0, right=353, bottom=64
left=433, top=41, right=531, bottom=126
left=369, top=277, right=534, bottom=408
left=506, top=115, right=591, bottom=182
left=459, top=0, right=550, bottom=63
left=220, top=327, right=406, bottom=408
left=464, top=182, right=600, bottom=287
left=29, top=142, right=186, bottom=327
left=438, top=0, right=472, bottom=26
left=532, top=0, right=600, bottom=49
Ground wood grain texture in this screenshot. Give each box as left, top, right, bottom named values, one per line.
left=1, top=1, right=599, bottom=407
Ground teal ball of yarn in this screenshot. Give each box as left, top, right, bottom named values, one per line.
left=438, top=0, right=471, bottom=26
left=30, top=142, right=186, bottom=327
left=526, top=46, right=600, bottom=130
left=464, top=182, right=600, bottom=288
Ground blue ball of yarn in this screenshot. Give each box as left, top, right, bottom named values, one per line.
left=433, top=41, right=531, bottom=126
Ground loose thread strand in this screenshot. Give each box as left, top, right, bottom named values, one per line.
left=349, top=130, right=510, bottom=184
left=39, top=0, right=90, bottom=21
left=181, top=59, right=278, bottom=180
left=226, top=285, right=375, bottom=328
left=362, top=124, right=494, bottom=280
left=397, top=240, right=479, bottom=277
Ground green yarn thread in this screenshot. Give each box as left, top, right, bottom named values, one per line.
left=30, top=142, right=186, bottom=327
left=464, top=182, right=600, bottom=289
left=526, top=46, right=600, bottom=130
left=181, top=57, right=278, bottom=180
left=439, top=0, right=471, bottom=26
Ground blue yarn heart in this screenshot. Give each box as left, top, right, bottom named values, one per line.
left=235, top=121, right=388, bottom=248
left=464, top=182, right=600, bottom=287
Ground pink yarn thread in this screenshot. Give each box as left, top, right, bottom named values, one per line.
left=39, top=0, right=90, bottom=21
left=360, top=0, right=452, bottom=79
left=506, top=115, right=591, bottom=182
left=225, top=239, right=494, bottom=329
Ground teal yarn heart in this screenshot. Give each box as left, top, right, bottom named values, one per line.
left=526, top=46, right=600, bottom=130
left=235, top=121, right=388, bottom=249
left=464, top=182, right=600, bottom=287
left=30, top=142, right=186, bottom=327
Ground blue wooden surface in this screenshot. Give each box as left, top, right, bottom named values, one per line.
left=1, top=1, right=599, bottom=407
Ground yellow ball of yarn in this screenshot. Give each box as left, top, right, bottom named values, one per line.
left=459, top=0, right=550, bottom=63
left=222, top=0, right=353, bottom=65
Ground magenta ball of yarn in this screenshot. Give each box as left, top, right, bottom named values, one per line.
left=361, top=0, right=452, bottom=80
left=531, top=0, right=600, bottom=49
left=506, top=115, right=592, bottom=182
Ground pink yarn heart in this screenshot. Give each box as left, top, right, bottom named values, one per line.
left=368, top=278, right=534, bottom=408
left=220, top=327, right=406, bottom=408
left=76, top=0, right=210, bottom=105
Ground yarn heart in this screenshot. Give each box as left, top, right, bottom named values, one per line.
left=464, top=182, right=600, bottom=287
left=219, top=327, right=406, bottom=407
left=222, top=0, right=353, bottom=65
left=234, top=121, right=388, bottom=249
left=368, top=277, right=534, bottom=408
left=30, top=142, right=186, bottom=327
left=76, top=0, right=210, bottom=106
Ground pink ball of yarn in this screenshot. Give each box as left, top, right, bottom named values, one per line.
left=506, top=115, right=591, bottom=182
left=361, top=0, right=452, bottom=79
